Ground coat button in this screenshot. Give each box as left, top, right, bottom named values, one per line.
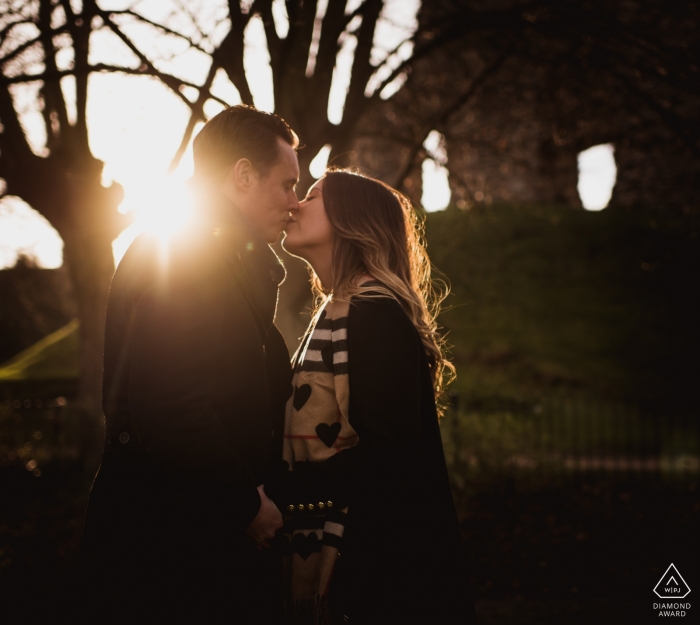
left=119, top=432, right=130, bottom=444
left=318, top=502, right=325, bottom=510
left=308, top=503, right=315, bottom=511
left=297, top=504, right=305, bottom=511
left=287, top=505, right=295, bottom=512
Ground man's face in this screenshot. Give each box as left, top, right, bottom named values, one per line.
left=244, top=138, right=300, bottom=244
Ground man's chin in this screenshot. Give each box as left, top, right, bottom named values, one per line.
left=263, top=230, right=283, bottom=245
left=280, top=232, right=291, bottom=252
left=280, top=234, right=300, bottom=258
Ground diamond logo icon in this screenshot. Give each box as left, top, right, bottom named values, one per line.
left=654, top=564, right=691, bottom=599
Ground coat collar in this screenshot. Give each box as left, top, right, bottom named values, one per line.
left=198, top=191, right=286, bottom=331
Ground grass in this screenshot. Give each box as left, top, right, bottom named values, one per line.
left=425, top=204, right=700, bottom=408
left=0, top=320, right=79, bottom=382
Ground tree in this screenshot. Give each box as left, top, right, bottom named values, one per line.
left=0, top=0, right=228, bottom=454
left=160, top=0, right=534, bottom=339
left=167, top=0, right=555, bottom=191
left=0, top=0, right=465, bottom=446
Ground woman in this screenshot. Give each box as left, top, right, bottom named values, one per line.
left=280, top=169, right=475, bottom=624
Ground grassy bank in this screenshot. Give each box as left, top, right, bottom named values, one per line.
left=426, top=204, right=700, bottom=409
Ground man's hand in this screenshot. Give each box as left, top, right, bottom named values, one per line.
left=246, top=485, right=283, bottom=546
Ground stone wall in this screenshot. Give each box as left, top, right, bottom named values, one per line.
left=349, top=0, right=700, bottom=214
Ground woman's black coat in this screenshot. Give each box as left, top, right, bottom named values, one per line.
left=289, top=296, right=477, bottom=624
left=78, top=201, right=292, bottom=622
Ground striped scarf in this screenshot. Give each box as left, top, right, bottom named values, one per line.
left=282, top=295, right=358, bottom=623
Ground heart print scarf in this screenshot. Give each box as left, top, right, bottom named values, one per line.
left=282, top=295, right=358, bottom=623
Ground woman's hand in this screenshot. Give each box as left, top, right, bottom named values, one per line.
left=246, top=485, right=283, bottom=547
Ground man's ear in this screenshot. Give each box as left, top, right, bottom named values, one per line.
left=226, top=158, right=256, bottom=192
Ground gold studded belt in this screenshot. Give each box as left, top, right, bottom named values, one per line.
left=285, top=499, right=335, bottom=515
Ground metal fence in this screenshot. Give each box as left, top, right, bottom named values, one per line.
left=0, top=395, right=78, bottom=476
left=1, top=392, right=699, bottom=482
left=442, top=396, right=700, bottom=484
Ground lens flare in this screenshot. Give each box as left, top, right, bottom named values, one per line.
left=112, top=174, right=194, bottom=266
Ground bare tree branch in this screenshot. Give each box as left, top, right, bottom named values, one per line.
left=38, top=0, right=70, bottom=147
left=612, top=66, right=700, bottom=160
left=0, top=33, right=42, bottom=67
left=71, top=0, right=97, bottom=146
left=254, top=0, right=281, bottom=70
left=280, top=0, right=319, bottom=92
left=94, top=9, right=203, bottom=110
left=369, top=4, right=525, bottom=105
left=393, top=48, right=510, bottom=191
left=0, top=82, right=39, bottom=182
left=312, top=0, right=347, bottom=105
left=342, top=0, right=368, bottom=31
left=167, top=61, right=219, bottom=172
left=213, top=1, right=254, bottom=105
left=0, top=63, right=222, bottom=98
left=340, top=0, right=382, bottom=129
left=0, top=17, right=34, bottom=47
left=106, top=9, right=212, bottom=57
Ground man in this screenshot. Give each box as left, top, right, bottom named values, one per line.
left=79, top=105, right=300, bottom=622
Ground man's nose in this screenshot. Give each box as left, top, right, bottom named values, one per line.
left=289, top=197, right=300, bottom=212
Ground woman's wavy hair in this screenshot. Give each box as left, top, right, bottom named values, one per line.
left=313, top=168, right=455, bottom=414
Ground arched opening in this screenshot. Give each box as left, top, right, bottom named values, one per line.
left=421, top=130, right=451, bottom=212
left=577, top=144, right=617, bottom=210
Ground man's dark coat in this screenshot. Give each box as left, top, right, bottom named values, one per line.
left=78, top=195, right=292, bottom=622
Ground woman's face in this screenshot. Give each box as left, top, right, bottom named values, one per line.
left=282, top=179, right=334, bottom=260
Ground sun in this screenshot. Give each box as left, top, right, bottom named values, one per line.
left=112, top=172, right=195, bottom=267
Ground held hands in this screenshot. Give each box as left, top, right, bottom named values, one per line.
left=246, top=484, right=283, bottom=547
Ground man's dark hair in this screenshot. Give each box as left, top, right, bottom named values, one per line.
left=192, top=105, right=299, bottom=187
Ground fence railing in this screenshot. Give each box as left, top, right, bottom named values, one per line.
left=2, top=393, right=699, bottom=482
left=0, top=396, right=78, bottom=476
left=442, top=396, right=700, bottom=484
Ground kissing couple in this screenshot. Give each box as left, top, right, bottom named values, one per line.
left=78, top=105, right=476, bottom=624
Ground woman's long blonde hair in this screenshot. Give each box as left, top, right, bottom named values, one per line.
left=312, top=168, right=455, bottom=414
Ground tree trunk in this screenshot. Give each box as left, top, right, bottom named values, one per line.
left=60, top=218, right=116, bottom=465
left=296, top=147, right=317, bottom=198
left=28, top=160, right=126, bottom=467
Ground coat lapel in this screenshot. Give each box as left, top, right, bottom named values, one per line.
left=204, top=193, right=286, bottom=335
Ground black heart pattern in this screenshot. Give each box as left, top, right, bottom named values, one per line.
left=291, top=532, right=321, bottom=561
left=316, top=422, right=342, bottom=448
left=321, top=343, right=335, bottom=372
left=293, top=384, right=312, bottom=411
